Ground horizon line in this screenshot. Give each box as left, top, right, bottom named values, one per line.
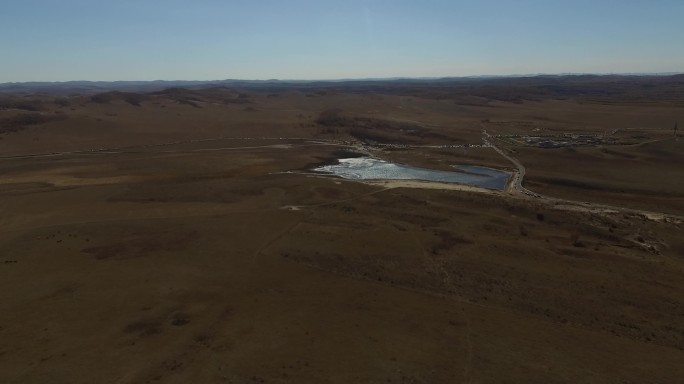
left=1, top=72, right=683, bottom=85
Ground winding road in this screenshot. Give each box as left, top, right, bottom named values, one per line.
left=482, top=128, right=539, bottom=197
left=481, top=125, right=683, bottom=223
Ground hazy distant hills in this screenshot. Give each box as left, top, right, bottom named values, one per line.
left=0, top=80, right=248, bottom=94
left=0, top=79, right=356, bottom=94
left=1, top=74, right=683, bottom=104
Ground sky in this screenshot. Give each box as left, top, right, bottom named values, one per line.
left=1, top=0, right=683, bottom=82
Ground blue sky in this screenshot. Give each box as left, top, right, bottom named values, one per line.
left=1, top=0, right=682, bottom=82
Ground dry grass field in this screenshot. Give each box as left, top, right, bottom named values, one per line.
left=1, top=77, right=683, bottom=383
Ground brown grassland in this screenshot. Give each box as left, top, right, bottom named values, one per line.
left=1, top=77, right=683, bottom=383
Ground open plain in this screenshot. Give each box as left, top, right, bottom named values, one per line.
left=1, top=76, right=684, bottom=383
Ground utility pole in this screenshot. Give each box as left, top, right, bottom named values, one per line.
left=675, top=121, right=679, bottom=141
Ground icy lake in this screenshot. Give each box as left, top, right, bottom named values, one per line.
left=315, top=157, right=511, bottom=190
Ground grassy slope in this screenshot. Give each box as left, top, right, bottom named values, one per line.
left=1, top=85, right=683, bottom=382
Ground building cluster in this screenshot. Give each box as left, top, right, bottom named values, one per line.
left=524, top=134, right=615, bottom=148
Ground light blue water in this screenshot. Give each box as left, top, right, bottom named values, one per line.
left=315, top=158, right=511, bottom=190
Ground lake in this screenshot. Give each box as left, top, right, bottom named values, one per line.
left=315, top=157, right=511, bottom=190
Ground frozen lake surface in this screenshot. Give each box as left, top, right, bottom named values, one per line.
left=315, top=158, right=511, bottom=190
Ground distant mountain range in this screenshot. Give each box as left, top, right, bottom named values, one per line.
left=0, top=73, right=682, bottom=94
left=0, top=80, right=265, bottom=94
